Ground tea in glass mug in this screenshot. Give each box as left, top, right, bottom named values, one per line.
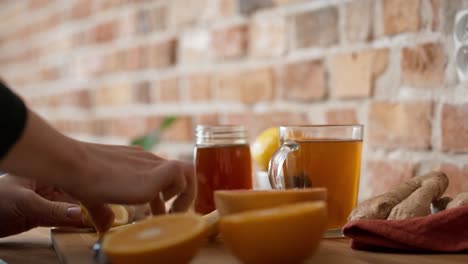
left=268, top=125, right=363, bottom=231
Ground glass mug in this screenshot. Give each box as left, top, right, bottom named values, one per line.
left=194, top=125, right=253, bottom=214
left=268, top=125, right=363, bottom=232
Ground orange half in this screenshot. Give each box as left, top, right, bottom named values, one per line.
left=102, top=214, right=207, bottom=264
left=203, top=210, right=220, bottom=240
left=220, top=201, right=327, bottom=264
left=214, top=188, right=327, bottom=216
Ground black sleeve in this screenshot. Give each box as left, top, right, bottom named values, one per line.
left=0, top=81, right=28, bottom=160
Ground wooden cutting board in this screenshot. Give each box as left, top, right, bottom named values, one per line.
left=51, top=228, right=238, bottom=264
left=51, top=228, right=468, bottom=264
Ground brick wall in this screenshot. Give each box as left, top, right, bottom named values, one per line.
left=1, top=0, right=467, bottom=200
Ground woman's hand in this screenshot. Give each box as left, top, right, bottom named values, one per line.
left=0, top=174, right=83, bottom=238
left=68, top=142, right=196, bottom=231
left=0, top=110, right=196, bottom=232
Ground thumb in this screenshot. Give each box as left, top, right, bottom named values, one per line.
left=26, top=193, right=83, bottom=227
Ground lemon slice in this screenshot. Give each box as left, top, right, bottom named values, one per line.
left=220, top=201, right=327, bottom=264
left=251, top=127, right=279, bottom=171
left=102, top=214, right=207, bottom=264
left=110, top=205, right=129, bottom=227
left=81, top=204, right=129, bottom=229
left=80, top=204, right=94, bottom=228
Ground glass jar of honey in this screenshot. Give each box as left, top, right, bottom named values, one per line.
left=194, top=125, right=252, bottom=214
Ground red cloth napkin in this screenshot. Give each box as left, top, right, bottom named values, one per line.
left=343, top=204, right=468, bottom=252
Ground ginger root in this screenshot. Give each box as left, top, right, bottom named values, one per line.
left=431, top=196, right=453, bottom=213
left=446, top=192, right=468, bottom=209
left=387, top=172, right=448, bottom=220
left=348, top=171, right=448, bottom=221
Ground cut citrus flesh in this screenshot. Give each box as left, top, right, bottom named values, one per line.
left=214, top=188, right=327, bottom=216
left=251, top=127, right=279, bottom=171
left=220, top=201, right=327, bottom=264
left=80, top=204, right=94, bottom=228
left=102, top=214, right=207, bottom=264
left=203, top=210, right=220, bottom=240
left=110, top=204, right=129, bottom=227
left=81, top=204, right=129, bottom=228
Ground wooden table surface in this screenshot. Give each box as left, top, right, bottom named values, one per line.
left=1, top=228, right=468, bottom=264
left=0, top=228, right=58, bottom=264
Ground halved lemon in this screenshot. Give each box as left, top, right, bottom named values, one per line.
left=102, top=214, right=207, bottom=264
left=220, top=201, right=327, bottom=264
left=214, top=188, right=327, bottom=216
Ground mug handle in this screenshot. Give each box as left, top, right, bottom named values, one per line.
left=267, top=140, right=299, bottom=189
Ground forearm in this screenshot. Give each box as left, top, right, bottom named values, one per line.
left=0, top=110, right=85, bottom=188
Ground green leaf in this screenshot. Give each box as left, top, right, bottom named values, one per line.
left=160, top=116, right=177, bottom=130
left=131, top=134, right=158, bottom=151
left=130, top=116, right=177, bottom=150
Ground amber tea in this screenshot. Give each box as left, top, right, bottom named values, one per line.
left=283, top=139, right=362, bottom=229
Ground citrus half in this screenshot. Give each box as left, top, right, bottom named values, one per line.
left=102, top=214, right=207, bottom=264
left=203, top=210, right=220, bottom=240
left=214, top=188, right=327, bottom=216
left=220, top=201, right=327, bottom=264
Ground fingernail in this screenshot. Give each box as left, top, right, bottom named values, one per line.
left=67, top=206, right=82, bottom=220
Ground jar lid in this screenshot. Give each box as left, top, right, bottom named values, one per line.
left=195, top=125, right=248, bottom=145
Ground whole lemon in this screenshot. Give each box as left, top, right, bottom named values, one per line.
left=251, top=127, right=279, bottom=171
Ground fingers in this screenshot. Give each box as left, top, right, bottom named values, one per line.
left=170, top=162, right=196, bottom=213
left=161, top=170, right=187, bottom=202
left=81, top=203, right=114, bottom=232
left=150, top=161, right=196, bottom=214
left=37, top=186, right=77, bottom=204
left=150, top=192, right=166, bottom=215
left=23, top=192, right=83, bottom=228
